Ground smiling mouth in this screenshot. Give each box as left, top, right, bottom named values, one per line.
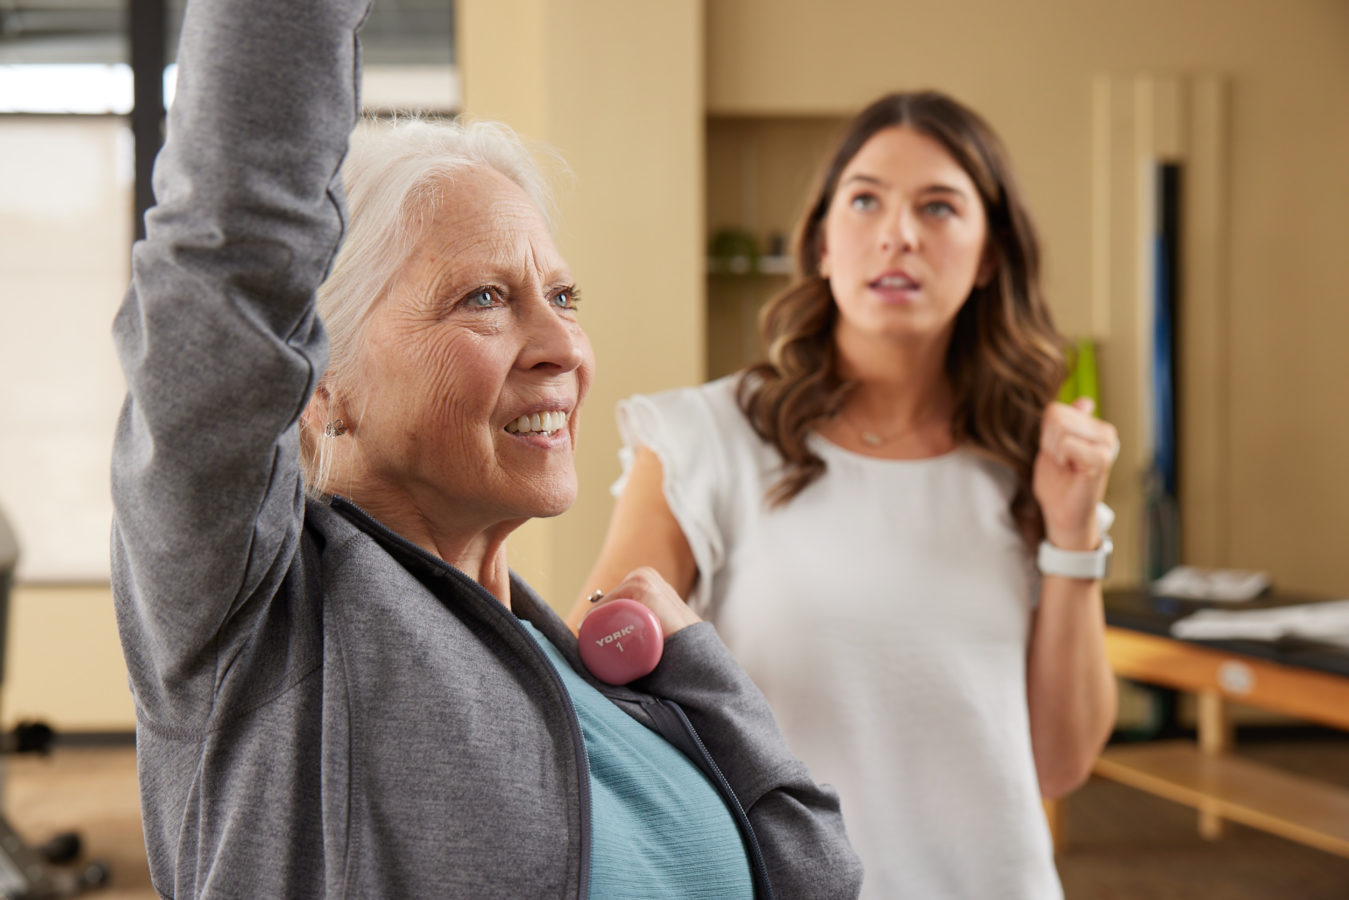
left=505, top=410, right=569, bottom=436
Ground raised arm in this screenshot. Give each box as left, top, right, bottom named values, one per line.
left=111, top=0, right=369, bottom=721
left=1026, top=399, right=1120, bottom=797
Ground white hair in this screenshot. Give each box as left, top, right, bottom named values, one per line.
left=301, top=115, right=559, bottom=496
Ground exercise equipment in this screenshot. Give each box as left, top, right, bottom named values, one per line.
left=578, top=598, right=664, bottom=686
left=0, top=507, right=109, bottom=899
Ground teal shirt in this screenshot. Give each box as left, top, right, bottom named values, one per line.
left=521, top=622, right=754, bottom=900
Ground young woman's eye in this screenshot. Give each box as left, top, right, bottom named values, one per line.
left=922, top=200, right=956, bottom=218
left=551, top=287, right=582, bottom=310
left=849, top=193, right=879, bottom=212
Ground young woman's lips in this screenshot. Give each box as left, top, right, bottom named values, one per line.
left=869, top=271, right=921, bottom=301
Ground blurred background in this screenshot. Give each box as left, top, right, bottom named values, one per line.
left=0, top=1, right=1346, bottom=896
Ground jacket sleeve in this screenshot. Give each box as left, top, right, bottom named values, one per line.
left=110, top=0, right=369, bottom=728
left=641, top=623, right=865, bottom=899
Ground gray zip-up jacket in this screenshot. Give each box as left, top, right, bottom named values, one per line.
left=110, top=0, right=862, bottom=897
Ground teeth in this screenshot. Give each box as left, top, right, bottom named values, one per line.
left=506, top=410, right=569, bottom=435
left=877, top=275, right=916, bottom=288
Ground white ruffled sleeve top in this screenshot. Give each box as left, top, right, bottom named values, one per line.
left=615, top=374, right=1062, bottom=900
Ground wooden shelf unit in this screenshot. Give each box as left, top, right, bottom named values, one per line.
left=1096, top=741, right=1349, bottom=858
left=704, top=115, right=845, bottom=379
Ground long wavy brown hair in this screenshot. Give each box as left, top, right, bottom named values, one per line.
left=737, top=91, right=1067, bottom=547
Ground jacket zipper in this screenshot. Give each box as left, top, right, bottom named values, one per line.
left=645, top=699, right=776, bottom=899
left=329, top=497, right=593, bottom=898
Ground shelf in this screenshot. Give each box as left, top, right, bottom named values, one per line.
left=706, top=254, right=794, bottom=277
left=1093, top=741, right=1349, bottom=858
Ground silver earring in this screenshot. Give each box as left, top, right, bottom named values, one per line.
left=324, top=419, right=347, bottom=437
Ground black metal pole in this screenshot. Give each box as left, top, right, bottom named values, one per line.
left=129, top=0, right=166, bottom=241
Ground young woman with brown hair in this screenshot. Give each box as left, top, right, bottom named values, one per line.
left=571, top=91, right=1120, bottom=897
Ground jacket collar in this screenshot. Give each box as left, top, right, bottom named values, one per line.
left=324, top=494, right=657, bottom=711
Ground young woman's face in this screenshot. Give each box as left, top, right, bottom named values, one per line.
left=819, top=126, right=990, bottom=348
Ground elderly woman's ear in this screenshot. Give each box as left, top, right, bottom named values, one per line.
left=304, top=384, right=342, bottom=435
left=299, top=383, right=350, bottom=498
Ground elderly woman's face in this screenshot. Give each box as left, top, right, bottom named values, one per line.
left=347, top=167, right=594, bottom=532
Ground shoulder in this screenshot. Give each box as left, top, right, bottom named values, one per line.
left=621, top=374, right=743, bottom=424
left=617, top=374, right=755, bottom=451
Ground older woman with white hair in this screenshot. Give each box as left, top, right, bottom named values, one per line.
left=109, top=0, right=862, bottom=897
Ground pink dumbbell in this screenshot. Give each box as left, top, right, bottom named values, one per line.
left=578, top=596, right=664, bottom=685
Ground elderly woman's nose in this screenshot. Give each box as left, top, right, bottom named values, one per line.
left=518, top=302, right=588, bottom=372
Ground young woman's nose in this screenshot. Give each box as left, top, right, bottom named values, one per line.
left=879, top=207, right=918, bottom=254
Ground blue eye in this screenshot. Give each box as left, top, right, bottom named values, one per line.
left=922, top=200, right=956, bottom=218
left=850, top=193, right=879, bottom=212
left=465, top=289, right=497, bottom=308
left=552, top=287, right=582, bottom=310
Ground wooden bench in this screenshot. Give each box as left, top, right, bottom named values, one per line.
left=1054, top=593, right=1349, bottom=858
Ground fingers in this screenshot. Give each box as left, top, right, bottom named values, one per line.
left=1037, top=401, right=1117, bottom=549
left=586, top=566, right=701, bottom=637
left=601, top=566, right=666, bottom=607
left=1054, top=433, right=1112, bottom=477
left=1041, top=401, right=1119, bottom=470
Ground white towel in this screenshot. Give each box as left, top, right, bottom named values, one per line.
left=1171, top=599, right=1349, bottom=649
left=1151, top=566, right=1270, bottom=602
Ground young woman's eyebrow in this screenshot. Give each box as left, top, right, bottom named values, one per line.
left=920, top=184, right=969, bottom=198
left=841, top=173, right=888, bottom=189
left=842, top=174, right=969, bottom=199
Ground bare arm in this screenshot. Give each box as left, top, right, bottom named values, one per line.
left=1025, top=398, right=1120, bottom=798
left=566, top=447, right=699, bottom=631
left=1026, top=575, right=1117, bottom=798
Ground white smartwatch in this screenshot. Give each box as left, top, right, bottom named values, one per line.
left=1037, top=535, right=1113, bottom=580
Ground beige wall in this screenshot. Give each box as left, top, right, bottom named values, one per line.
left=462, top=0, right=1349, bottom=600
left=1, top=585, right=133, bottom=731
left=704, top=0, right=1349, bottom=594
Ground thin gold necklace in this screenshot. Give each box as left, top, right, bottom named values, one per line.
left=843, top=406, right=905, bottom=447
left=843, top=401, right=952, bottom=448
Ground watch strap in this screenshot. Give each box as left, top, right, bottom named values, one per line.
left=1037, top=535, right=1113, bottom=579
